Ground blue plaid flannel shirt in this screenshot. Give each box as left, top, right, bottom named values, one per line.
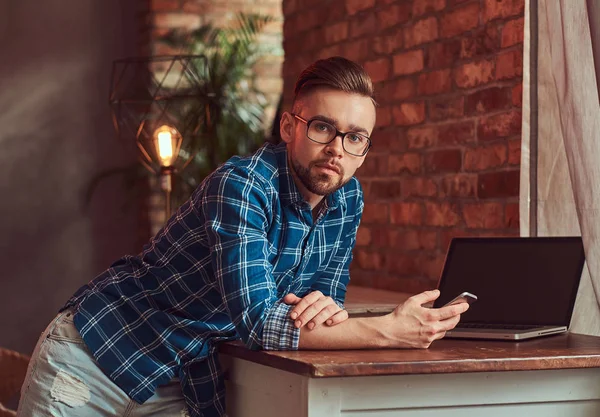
left=64, top=142, right=363, bottom=417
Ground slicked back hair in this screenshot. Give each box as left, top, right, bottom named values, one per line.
left=292, top=56, right=377, bottom=111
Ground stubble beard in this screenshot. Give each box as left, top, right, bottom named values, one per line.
left=290, top=153, right=347, bottom=196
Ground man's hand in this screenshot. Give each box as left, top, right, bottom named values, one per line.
left=384, top=289, right=469, bottom=349
left=283, top=291, right=349, bottom=330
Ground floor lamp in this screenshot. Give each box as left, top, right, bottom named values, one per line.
left=108, top=55, right=208, bottom=222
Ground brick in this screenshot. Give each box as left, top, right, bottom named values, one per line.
left=429, top=96, right=465, bottom=121
left=464, top=143, right=507, bottom=171
left=373, top=34, right=402, bottom=55
left=463, top=202, right=504, bottom=229
left=440, top=174, right=478, bottom=197
left=484, top=0, right=525, bottom=22
left=387, top=254, right=419, bottom=277
left=437, top=120, right=475, bottom=145
left=350, top=12, right=377, bottom=38
left=345, top=268, right=372, bottom=289
left=496, top=48, right=523, bottom=80
left=505, top=202, right=519, bottom=229
left=375, top=106, right=392, bottom=128
left=389, top=78, right=417, bottom=101
left=388, top=153, right=422, bottom=175
left=375, top=129, right=407, bottom=152
left=464, top=86, right=512, bottom=114
left=440, top=228, right=470, bottom=251
left=152, top=42, right=183, bottom=57
left=363, top=202, right=389, bottom=224
left=413, top=0, right=446, bottom=16
left=407, top=126, right=438, bottom=149
left=427, top=39, right=461, bottom=68
left=390, top=229, right=438, bottom=251
left=369, top=180, right=403, bottom=199
left=461, top=24, right=500, bottom=58
left=152, top=0, right=181, bottom=12
left=393, top=102, right=426, bottom=125
left=393, top=49, right=424, bottom=75
left=418, top=69, right=452, bottom=95
left=356, top=249, right=385, bottom=270
left=360, top=154, right=388, bottom=175
left=365, top=58, right=391, bottom=83
left=478, top=110, right=522, bottom=140
left=356, top=225, right=372, bottom=246
left=502, top=17, right=524, bottom=47
left=346, top=0, right=376, bottom=15
left=440, top=3, right=480, bottom=38
left=425, top=202, right=460, bottom=226
left=324, top=21, right=349, bottom=44
left=154, top=13, right=202, bottom=29
left=478, top=170, right=520, bottom=198
left=365, top=227, right=388, bottom=247
left=343, top=38, right=371, bottom=62
left=454, top=59, right=495, bottom=88
left=282, top=0, right=298, bottom=16
left=512, top=83, right=523, bottom=107
left=421, top=254, right=446, bottom=280
left=294, top=9, right=322, bottom=32
left=390, top=202, right=423, bottom=225
left=402, top=177, right=438, bottom=197
left=405, top=17, right=439, bottom=48
left=508, top=138, right=521, bottom=165
left=378, top=3, right=412, bottom=29
left=425, top=149, right=462, bottom=173
left=318, top=43, right=344, bottom=59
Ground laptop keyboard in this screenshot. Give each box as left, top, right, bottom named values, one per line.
left=456, top=323, right=540, bottom=330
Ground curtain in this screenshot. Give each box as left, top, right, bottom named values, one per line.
left=521, top=0, right=600, bottom=335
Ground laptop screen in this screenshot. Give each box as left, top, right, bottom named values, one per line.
left=433, top=237, right=585, bottom=326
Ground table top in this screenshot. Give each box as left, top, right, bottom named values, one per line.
left=220, top=333, right=600, bottom=377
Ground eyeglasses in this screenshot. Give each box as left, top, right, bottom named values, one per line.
left=292, top=114, right=372, bottom=157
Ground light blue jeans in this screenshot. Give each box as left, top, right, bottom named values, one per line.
left=17, top=309, right=189, bottom=417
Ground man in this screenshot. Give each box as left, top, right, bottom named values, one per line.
left=17, top=57, right=468, bottom=417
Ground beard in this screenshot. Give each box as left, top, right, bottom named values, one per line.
left=290, top=153, right=347, bottom=196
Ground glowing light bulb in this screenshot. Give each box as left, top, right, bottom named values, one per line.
left=153, top=125, right=181, bottom=167
left=157, top=130, right=173, bottom=162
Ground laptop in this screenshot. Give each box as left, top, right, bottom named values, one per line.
left=432, top=236, right=585, bottom=341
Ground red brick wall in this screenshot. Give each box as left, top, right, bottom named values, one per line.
left=283, top=0, right=524, bottom=293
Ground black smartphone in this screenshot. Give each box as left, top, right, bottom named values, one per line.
left=442, top=291, right=478, bottom=307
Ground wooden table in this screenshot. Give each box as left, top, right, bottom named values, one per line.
left=220, top=287, right=600, bottom=416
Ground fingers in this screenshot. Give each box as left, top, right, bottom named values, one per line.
left=295, top=295, right=339, bottom=329
left=326, top=309, right=349, bottom=326
left=289, top=291, right=323, bottom=321
left=434, top=302, right=470, bottom=320
left=303, top=302, right=343, bottom=329
left=440, top=313, right=462, bottom=331
left=409, top=289, right=441, bottom=306
left=283, top=293, right=301, bottom=306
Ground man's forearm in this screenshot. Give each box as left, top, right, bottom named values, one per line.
left=298, top=315, right=394, bottom=350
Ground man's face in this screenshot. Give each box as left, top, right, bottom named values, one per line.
left=280, top=88, right=376, bottom=202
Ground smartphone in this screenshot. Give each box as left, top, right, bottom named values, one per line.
left=443, top=291, right=478, bottom=307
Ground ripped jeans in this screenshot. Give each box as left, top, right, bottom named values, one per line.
left=16, top=309, right=189, bottom=417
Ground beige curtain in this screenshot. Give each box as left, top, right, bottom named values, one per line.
left=521, top=0, right=600, bottom=335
